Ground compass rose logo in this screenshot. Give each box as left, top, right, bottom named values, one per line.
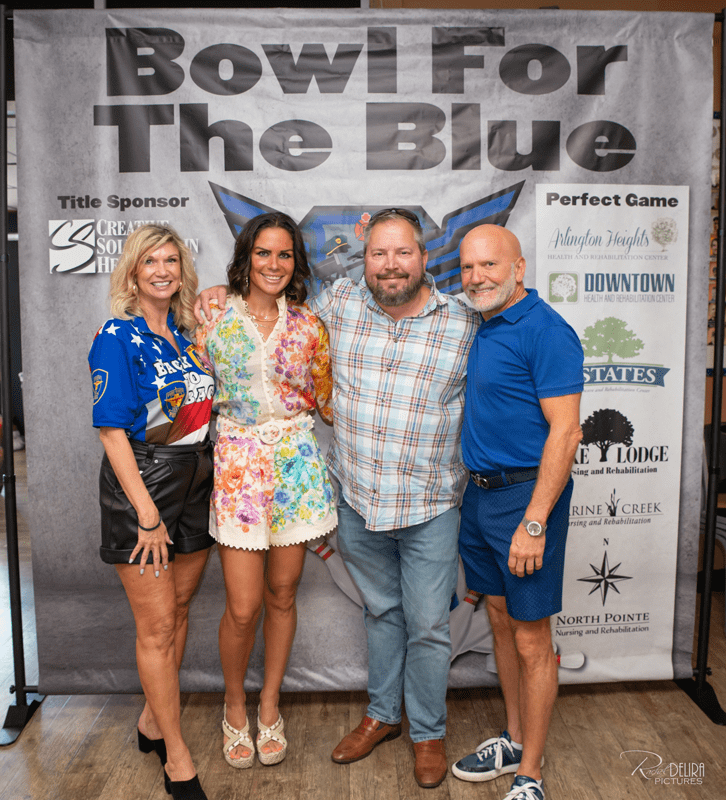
left=577, top=551, right=632, bottom=605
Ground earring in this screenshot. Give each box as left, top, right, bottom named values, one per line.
left=178, top=281, right=183, bottom=291
left=132, top=284, right=137, bottom=293
left=244, top=276, right=249, bottom=288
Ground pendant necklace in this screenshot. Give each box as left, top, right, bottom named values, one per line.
left=243, top=300, right=279, bottom=329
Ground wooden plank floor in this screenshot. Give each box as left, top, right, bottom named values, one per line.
left=2, top=449, right=726, bottom=799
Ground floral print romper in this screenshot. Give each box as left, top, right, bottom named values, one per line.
left=196, top=295, right=337, bottom=549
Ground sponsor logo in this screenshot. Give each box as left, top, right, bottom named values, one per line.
left=557, top=549, right=648, bottom=635
left=545, top=265, right=676, bottom=306
left=569, top=489, right=662, bottom=527
left=580, top=316, right=669, bottom=388
left=650, top=217, right=678, bottom=251
left=573, top=407, right=668, bottom=474
left=582, top=271, right=675, bottom=304
left=577, top=550, right=633, bottom=605
left=49, top=219, right=96, bottom=274
left=620, top=751, right=703, bottom=785
left=546, top=223, right=651, bottom=255
left=548, top=272, right=578, bottom=303
left=541, top=212, right=679, bottom=303
left=209, top=181, right=525, bottom=295
left=49, top=217, right=199, bottom=275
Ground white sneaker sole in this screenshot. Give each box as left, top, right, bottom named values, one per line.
left=451, top=755, right=544, bottom=783
left=451, top=760, right=520, bottom=782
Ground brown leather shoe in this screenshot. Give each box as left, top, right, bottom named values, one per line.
left=331, top=715, right=402, bottom=763
left=413, top=739, right=447, bottom=788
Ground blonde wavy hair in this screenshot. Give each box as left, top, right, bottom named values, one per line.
left=109, top=224, right=199, bottom=331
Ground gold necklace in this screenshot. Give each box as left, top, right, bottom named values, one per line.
left=243, top=300, right=280, bottom=333
left=243, top=299, right=278, bottom=321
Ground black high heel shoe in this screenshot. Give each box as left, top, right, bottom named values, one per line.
left=163, top=770, right=208, bottom=800
left=137, top=728, right=168, bottom=765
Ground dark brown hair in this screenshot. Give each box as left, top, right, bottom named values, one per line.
left=227, top=212, right=310, bottom=304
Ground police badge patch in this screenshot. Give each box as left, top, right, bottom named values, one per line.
left=158, top=381, right=187, bottom=422
left=91, top=369, right=108, bottom=405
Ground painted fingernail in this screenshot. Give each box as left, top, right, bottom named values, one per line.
left=129, top=557, right=134, bottom=564
left=140, top=568, right=145, bottom=575
left=164, top=564, right=168, bottom=571
left=155, top=570, right=160, bottom=578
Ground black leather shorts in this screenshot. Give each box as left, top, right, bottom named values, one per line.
left=99, top=438, right=214, bottom=565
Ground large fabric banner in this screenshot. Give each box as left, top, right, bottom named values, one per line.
left=536, top=184, right=690, bottom=680
left=14, top=9, right=711, bottom=692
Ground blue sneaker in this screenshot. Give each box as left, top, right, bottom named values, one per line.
left=451, top=730, right=523, bottom=782
left=503, top=775, right=544, bottom=800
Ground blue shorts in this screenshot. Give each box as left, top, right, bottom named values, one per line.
left=459, top=476, right=573, bottom=621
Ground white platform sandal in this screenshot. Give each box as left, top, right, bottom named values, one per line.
left=256, top=707, right=287, bottom=766
left=222, top=703, right=255, bottom=769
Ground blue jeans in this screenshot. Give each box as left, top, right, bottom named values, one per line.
left=336, top=495, right=459, bottom=742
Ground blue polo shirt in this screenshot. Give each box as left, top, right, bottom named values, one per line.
left=462, top=289, right=584, bottom=474
left=89, top=314, right=214, bottom=445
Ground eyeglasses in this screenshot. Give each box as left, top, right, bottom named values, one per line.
left=368, top=207, right=422, bottom=229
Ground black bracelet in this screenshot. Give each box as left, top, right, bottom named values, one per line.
left=138, top=518, right=161, bottom=531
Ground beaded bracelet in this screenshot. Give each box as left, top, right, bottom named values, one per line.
left=137, top=518, right=161, bottom=531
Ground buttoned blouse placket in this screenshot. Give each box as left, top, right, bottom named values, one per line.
left=232, top=294, right=286, bottom=424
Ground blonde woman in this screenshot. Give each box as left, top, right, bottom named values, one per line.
left=89, top=225, right=214, bottom=800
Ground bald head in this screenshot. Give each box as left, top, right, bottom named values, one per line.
left=459, top=225, right=527, bottom=320
left=461, top=224, right=522, bottom=262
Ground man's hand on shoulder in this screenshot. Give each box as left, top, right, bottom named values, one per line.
left=194, top=285, right=228, bottom=325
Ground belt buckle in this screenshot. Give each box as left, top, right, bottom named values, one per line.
left=258, top=421, right=284, bottom=445
left=473, top=473, right=490, bottom=489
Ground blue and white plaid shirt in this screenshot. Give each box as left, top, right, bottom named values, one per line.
left=308, top=276, right=479, bottom=531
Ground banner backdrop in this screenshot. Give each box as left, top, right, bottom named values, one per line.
left=14, top=9, right=712, bottom=692
left=536, top=184, right=690, bottom=681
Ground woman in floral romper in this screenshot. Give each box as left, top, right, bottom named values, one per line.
left=196, top=213, right=336, bottom=769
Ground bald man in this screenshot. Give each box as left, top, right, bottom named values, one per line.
left=451, top=226, right=583, bottom=800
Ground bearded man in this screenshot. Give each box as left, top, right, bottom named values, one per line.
left=451, top=225, right=583, bottom=800
left=198, top=208, right=479, bottom=787
left=315, top=209, right=478, bottom=788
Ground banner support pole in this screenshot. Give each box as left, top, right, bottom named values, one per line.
left=0, top=4, right=43, bottom=747
left=676, top=10, right=726, bottom=725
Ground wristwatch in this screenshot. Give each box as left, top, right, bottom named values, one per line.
left=521, top=516, right=546, bottom=537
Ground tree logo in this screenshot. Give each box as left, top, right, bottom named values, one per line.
left=548, top=272, right=578, bottom=304
left=651, top=217, right=678, bottom=251
left=581, top=317, right=669, bottom=387
left=581, top=408, right=634, bottom=462
left=581, top=317, right=643, bottom=363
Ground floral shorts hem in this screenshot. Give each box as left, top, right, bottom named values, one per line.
left=211, top=511, right=338, bottom=550
left=211, top=424, right=337, bottom=549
